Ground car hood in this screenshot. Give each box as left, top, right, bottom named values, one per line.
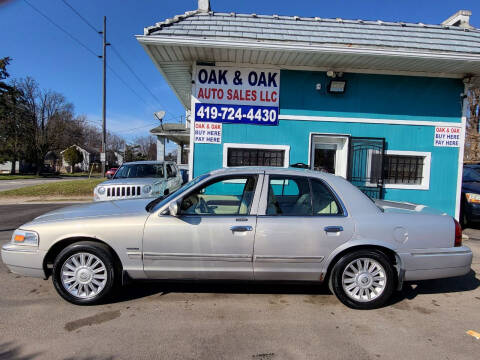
left=374, top=199, right=446, bottom=215
left=98, top=178, right=164, bottom=186
left=462, top=181, right=480, bottom=194
left=29, top=198, right=152, bottom=224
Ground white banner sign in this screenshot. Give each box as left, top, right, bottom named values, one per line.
left=195, top=66, right=280, bottom=106
left=194, top=66, right=280, bottom=126
left=434, top=126, right=461, bottom=147
left=194, top=122, right=222, bottom=144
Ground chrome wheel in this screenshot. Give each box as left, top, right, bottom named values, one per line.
left=341, top=258, right=387, bottom=302
left=61, top=252, right=108, bottom=299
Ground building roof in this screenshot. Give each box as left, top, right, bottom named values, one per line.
left=137, top=8, right=480, bottom=109
left=150, top=123, right=190, bottom=145
left=144, top=11, right=480, bottom=55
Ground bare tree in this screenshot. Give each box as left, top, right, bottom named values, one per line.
left=134, top=136, right=157, bottom=160
left=464, top=87, right=480, bottom=162
left=15, top=78, right=75, bottom=173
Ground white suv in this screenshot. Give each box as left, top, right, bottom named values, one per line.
left=94, top=161, right=183, bottom=201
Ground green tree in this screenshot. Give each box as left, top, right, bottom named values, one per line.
left=63, top=146, right=84, bottom=173
left=0, top=57, right=34, bottom=174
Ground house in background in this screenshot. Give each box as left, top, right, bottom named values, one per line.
left=60, top=145, right=98, bottom=173
left=0, top=161, right=20, bottom=174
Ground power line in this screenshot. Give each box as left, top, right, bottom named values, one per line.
left=107, top=65, right=149, bottom=106
left=24, top=0, right=98, bottom=58
left=23, top=0, right=152, bottom=108
left=59, top=0, right=175, bottom=114
left=116, top=122, right=159, bottom=134
left=110, top=45, right=172, bottom=113
left=60, top=0, right=99, bottom=33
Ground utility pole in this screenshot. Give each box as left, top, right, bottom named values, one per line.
left=100, top=16, right=110, bottom=177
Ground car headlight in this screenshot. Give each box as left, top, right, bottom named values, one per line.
left=11, top=230, right=39, bottom=246
left=97, top=186, right=106, bottom=195
left=143, top=185, right=152, bottom=194
left=466, top=193, right=480, bottom=204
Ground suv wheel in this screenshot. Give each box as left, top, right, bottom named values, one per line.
left=329, top=249, right=395, bottom=310
left=52, top=242, right=116, bottom=305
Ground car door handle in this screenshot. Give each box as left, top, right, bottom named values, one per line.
left=230, top=225, right=253, bottom=232
left=324, top=226, right=343, bottom=233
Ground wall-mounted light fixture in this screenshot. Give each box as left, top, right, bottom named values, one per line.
left=326, top=71, right=346, bottom=94
left=328, top=80, right=346, bottom=94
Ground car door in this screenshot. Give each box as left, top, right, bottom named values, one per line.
left=142, top=172, right=264, bottom=280
left=253, top=174, right=354, bottom=281
left=165, top=163, right=182, bottom=192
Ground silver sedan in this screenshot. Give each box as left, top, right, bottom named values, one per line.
left=1, top=167, right=473, bottom=309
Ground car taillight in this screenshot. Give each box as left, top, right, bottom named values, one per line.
left=454, top=219, right=462, bottom=247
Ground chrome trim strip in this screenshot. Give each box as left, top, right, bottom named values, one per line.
left=127, top=251, right=142, bottom=260
left=143, top=253, right=252, bottom=262
left=410, top=250, right=471, bottom=256
left=2, top=244, right=39, bottom=253
left=254, top=255, right=324, bottom=263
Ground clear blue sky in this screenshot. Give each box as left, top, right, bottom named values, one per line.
left=2, top=0, right=480, bottom=143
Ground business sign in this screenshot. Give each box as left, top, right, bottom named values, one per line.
left=434, top=126, right=461, bottom=147
left=194, top=122, right=222, bottom=144
left=194, top=66, right=280, bottom=126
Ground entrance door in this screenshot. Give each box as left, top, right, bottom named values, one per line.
left=313, top=144, right=336, bottom=174
left=142, top=174, right=262, bottom=280
left=347, top=137, right=385, bottom=199
left=311, top=135, right=349, bottom=177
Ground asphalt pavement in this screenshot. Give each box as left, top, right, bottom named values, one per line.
left=0, top=204, right=479, bottom=360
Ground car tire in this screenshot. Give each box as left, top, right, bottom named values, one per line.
left=52, top=241, right=117, bottom=305
left=329, top=249, right=396, bottom=310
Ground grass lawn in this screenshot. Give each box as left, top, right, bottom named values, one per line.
left=0, top=173, right=103, bottom=180
left=0, top=175, right=42, bottom=180
left=0, top=179, right=104, bottom=198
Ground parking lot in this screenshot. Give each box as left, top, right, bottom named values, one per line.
left=1, top=203, right=479, bottom=360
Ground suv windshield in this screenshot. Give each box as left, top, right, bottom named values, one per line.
left=146, top=173, right=209, bottom=212
left=114, top=164, right=164, bottom=179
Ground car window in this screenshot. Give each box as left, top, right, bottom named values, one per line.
left=166, top=164, right=177, bottom=178
left=266, top=176, right=312, bottom=216
left=180, top=176, right=257, bottom=216
left=310, top=178, right=342, bottom=215
left=463, top=168, right=480, bottom=182
left=147, top=174, right=209, bottom=212
left=114, top=164, right=164, bottom=178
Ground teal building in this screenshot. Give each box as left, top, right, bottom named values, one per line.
left=139, top=3, right=480, bottom=218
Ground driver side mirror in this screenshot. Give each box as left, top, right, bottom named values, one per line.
left=168, top=200, right=180, bottom=216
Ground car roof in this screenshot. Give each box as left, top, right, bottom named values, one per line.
left=209, top=166, right=338, bottom=181
left=121, top=160, right=173, bottom=165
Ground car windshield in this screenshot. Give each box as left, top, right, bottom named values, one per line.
left=146, top=173, right=210, bottom=212
left=463, top=167, right=480, bottom=182
left=114, top=164, right=164, bottom=179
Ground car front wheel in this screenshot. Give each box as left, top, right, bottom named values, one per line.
left=52, top=242, right=116, bottom=305
left=329, top=250, right=395, bottom=310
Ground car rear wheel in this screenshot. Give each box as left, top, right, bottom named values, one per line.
left=329, top=250, right=395, bottom=310
left=52, top=242, right=116, bottom=305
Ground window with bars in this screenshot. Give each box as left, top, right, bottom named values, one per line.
left=383, top=154, right=424, bottom=185
left=227, top=148, right=285, bottom=167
